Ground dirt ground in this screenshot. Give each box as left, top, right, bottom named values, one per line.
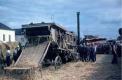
left=0, top=54, right=121, bottom=80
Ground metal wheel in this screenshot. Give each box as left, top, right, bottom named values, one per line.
left=54, top=56, right=62, bottom=69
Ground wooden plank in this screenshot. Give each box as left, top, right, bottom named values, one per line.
left=39, top=41, right=51, bottom=64
left=4, top=67, right=31, bottom=70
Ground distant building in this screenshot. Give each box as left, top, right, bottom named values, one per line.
left=0, top=23, right=15, bottom=43
left=14, top=29, right=27, bottom=46
left=82, top=35, right=106, bottom=44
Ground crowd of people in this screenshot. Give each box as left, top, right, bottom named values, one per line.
left=78, top=43, right=97, bottom=62
left=78, top=41, right=121, bottom=64
left=0, top=45, right=22, bottom=69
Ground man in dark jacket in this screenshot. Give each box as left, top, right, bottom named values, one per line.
left=6, top=50, right=11, bottom=66
left=111, top=41, right=118, bottom=64
left=89, top=44, right=95, bottom=62
left=13, top=48, right=17, bottom=62
left=79, top=45, right=86, bottom=62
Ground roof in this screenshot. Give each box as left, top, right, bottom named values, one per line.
left=0, top=23, right=12, bottom=30
left=84, top=35, right=98, bottom=39
left=22, top=22, right=67, bottom=31
left=85, top=38, right=106, bottom=42
left=66, top=31, right=76, bottom=36
left=14, top=29, right=22, bottom=35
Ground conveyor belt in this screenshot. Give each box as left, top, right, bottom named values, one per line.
left=5, top=41, right=50, bottom=70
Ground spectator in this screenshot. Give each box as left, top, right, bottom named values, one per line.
left=13, top=48, right=17, bottom=62
left=0, top=49, right=3, bottom=68
left=0, top=52, right=5, bottom=69
left=78, top=45, right=82, bottom=60
left=87, top=45, right=91, bottom=61
left=6, top=50, right=11, bottom=66
left=111, top=41, right=118, bottom=64
left=89, top=44, right=94, bottom=62
left=80, top=44, right=87, bottom=62
left=116, top=43, right=121, bottom=57
left=93, top=44, right=97, bottom=62
left=17, top=45, right=22, bottom=59
left=85, top=45, right=89, bottom=62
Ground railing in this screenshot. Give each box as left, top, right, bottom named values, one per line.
left=38, top=41, right=51, bottom=66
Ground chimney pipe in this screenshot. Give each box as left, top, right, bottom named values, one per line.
left=77, top=12, right=80, bottom=46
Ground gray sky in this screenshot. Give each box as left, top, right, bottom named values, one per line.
left=0, top=0, right=122, bottom=39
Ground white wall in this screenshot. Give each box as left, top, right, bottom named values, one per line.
left=0, top=29, right=15, bottom=43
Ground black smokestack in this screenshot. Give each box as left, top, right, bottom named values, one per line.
left=77, top=12, right=80, bottom=46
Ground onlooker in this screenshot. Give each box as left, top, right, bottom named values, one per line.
left=6, top=49, right=11, bottom=66
left=78, top=45, right=83, bottom=60
left=87, top=45, right=91, bottom=61
left=0, top=50, right=5, bottom=69
left=89, top=44, right=94, bottom=62
left=111, top=41, right=118, bottom=64
left=116, top=43, right=121, bottom=57
left=80, top=44, right=87, bottom=62
left=93, top=44, right=97, bottom=62
left=16, top=45, right=22, bottom=59
left=0, top=49, right=3, bottom=68
left=13, top=48, right=17, bottom=62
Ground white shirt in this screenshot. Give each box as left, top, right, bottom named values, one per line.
left=6, top=50, right=11, bottom=56
left=94, top=45, right=97, bottom=53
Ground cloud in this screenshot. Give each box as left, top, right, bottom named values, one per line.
left=0, top=0, right=121, bottom=39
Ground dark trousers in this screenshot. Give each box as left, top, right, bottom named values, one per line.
left=90, top=54, right=94, bottom=62
left=82, top=53, right=86, bottom=62
left=93, top=52, right=96, bottom=62
left=6, top=56, right=11, bottom=66
left=13, top=54, right=17, bottom=62
left=112, top=54, right=118, bottom=64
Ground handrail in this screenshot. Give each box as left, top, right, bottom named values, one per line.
left=38, top=41, right=51, bottom=66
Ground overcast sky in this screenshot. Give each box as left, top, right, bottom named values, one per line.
left=0, top=0, right=121, bottom=39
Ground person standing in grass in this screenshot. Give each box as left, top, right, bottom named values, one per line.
left=6, top=49, right=11, bottom=66
left=89, top=44, right=94, bottom=62
left=13, top=48, right=17, bottom=62
left=0, top=49, right=2, bottom=68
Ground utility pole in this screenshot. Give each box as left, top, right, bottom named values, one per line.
left=77, top=12, right=80, bottom=46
